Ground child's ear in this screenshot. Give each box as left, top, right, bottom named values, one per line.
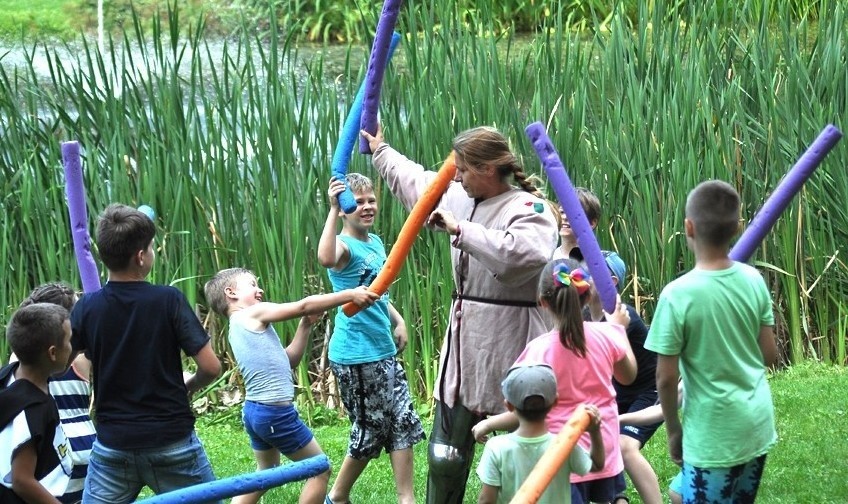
left=684, top=218, right=695, bottom=238
left=134, top=249, right=145, bottom=266
left=504, top=400, right=515, bottom=412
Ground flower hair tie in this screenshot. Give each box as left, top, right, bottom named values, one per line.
left=552, top=263, right=592, bottom=295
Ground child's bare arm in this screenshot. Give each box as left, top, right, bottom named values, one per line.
left=758, top=325, right=778, bottom=368
left=477, top=484, right=499, bottom=504
left=584, top=404, right=606, bottom=472
left=656, top=353, right=683, bottom=465
left=186, top=341, right=222, bottom=394
left=11, top=442, right=61, bottom=503
left=620, top=404, right=664, bottom=426
left=318, top=177, right=351, bottom=269
left=388, top=303, right=407, bottom=353
left=472, top=411, right=520, bottom=443
left=247, top=290, right=378, bottom=325
left=607, top=296, right=637, bottom=385
left=286, top=315, right=320, bottom=367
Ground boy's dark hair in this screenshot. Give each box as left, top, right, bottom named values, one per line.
left=20, top=282, right=77, bottom=311
left=6, top=303, right=69, bottom=365
left=575, top=187, right=601, bottom=226
left=204, top=267, right=253, bottom=317
left=514, top=398, right=554, bottom=422
left=685, top=180, right=741, bottom=246
left=96, top=203, right=156, bottom=272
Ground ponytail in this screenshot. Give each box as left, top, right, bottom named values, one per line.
left=538, top=259, right=592, bottom=357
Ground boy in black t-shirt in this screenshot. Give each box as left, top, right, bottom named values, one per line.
left=0, top=303, right=75, bottom=503
left=70, top=204, right=222, bottom=503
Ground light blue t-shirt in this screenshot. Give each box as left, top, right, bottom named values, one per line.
left=228, top=318, right=295, bottom=403
left=476, top=432, right=592, bottom=503
left=645, top=261, right=777, bottom=467
left=327, top=233, right=395, bottom=365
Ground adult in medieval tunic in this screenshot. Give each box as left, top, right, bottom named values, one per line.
left=362, top=125, right=559, bottom=503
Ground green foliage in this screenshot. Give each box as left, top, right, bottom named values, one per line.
left=0, top=0, right=75, bottom=39
left=194, top=364, right=847, bottom=502
left=5, top=0, right=826, bottom=43
left=1, top=0, right=847, bottom=395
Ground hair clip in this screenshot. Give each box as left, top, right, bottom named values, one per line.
left=552, top=263, right=591, bottom=295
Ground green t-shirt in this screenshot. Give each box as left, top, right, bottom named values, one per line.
left=476, top=432, right=591, bottom=503
left=645, top=261, right=777, bottom=467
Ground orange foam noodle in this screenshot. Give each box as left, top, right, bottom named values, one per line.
left=509, top=406, right=592, bottom=504
left=342, top=152, right=457, bottom=317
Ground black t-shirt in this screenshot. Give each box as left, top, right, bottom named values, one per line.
left=0, top=378, right=73, bottom=502
left=613, top=304, right=657, bottom=400
left=70, top=281, right=210, bottom=450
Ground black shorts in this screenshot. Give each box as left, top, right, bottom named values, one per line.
left=617, top=389, right=662, bottom=447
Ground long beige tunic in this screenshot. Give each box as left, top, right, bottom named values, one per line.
left=373, top=143, right=558, bottom=414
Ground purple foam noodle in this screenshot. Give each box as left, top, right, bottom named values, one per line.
left=525, top=122, right=618, bottom=314
left=334, top=31, right=402, bottom=213
left=358, top=0, right=403, bottom=154
left=61, top=141, right=101, bottom=293
left=730, top=125, right=843, bottom=263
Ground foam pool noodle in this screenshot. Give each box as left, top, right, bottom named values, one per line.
left=333, top=31, right=402, bottom=213
left=525, top=122, right=618, bottom=314
left=358, top=0, right=403, bottom=154
left=62, top=141, right=101, bottom=293
left=342, top=152, right=456, bottom=317
left=730, top=125, right=842, bottom=263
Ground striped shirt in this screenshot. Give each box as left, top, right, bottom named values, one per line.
left=2, top=363, right=94, bottom=504
left=49, top=366, right=95, bottom=504
left=0, top=379, right=74, bottom=503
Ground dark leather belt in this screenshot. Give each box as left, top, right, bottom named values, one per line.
left=451, top=291, right=538, bottom=308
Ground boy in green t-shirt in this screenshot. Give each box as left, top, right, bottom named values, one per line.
left=476, top=363, right=604, bottom=504
left=645, top=180, right=778, bottom=503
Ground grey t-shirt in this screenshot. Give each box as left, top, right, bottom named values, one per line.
left=228, top=320, right=294, bottom=403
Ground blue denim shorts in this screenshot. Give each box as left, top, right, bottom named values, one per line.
left=242, top=400, right=314, bottom=455
left=670, top=454, right=767, bottom=503
left=83, top=432, right=218, bottom=504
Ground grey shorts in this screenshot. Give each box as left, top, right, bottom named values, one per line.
left=330, top=357, right=426, bottom=459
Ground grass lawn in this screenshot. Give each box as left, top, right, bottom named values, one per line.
left=188, top=363, right=848, bottom=503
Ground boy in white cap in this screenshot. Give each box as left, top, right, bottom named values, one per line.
left=476, top=363, right=604, bottom=504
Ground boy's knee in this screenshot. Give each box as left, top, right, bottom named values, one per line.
left=619, top=435, right=642, bottom=457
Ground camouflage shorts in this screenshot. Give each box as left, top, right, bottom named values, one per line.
left=330, top=357, right=426, bottom=459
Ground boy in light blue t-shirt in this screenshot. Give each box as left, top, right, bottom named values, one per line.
left=318, top=173, right=425, bottom=504
left=476, top=363, right=604, bottom=504
left=645, top=180, right=778, bottom=503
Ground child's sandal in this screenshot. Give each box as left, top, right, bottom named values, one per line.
left=325, top=497, right=353, bottom=504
